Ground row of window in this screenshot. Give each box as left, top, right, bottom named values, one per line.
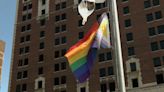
left=22, top=13, right=32, bottom=21
left=55, top=13, right=67, bottom=22
left=19, top=46, right=30, bottom=55
left=18, top=58, right=28, bottom=67
left=148, top=25, right=164, bottom=36
left=146, top=11, right=163, bottom=22
left=100, top=82, right=115, bottom=92
left=54, top=76, right=67, bottom=85
left=21, top=24, right=31, bottom=32
left=23, top=2, right=32, bottom=11
left=55, top=37, right=67, bottom=45
left=99, top=52, right=112, bottom=62
left=99, top=67, right=114, bottom=77
left=144, top=0, right=160, bottom=9
left=153, top=56, right=164, bottom=67
left=17, top=70, right=28, bottom=79
left=54, top=62, right=67, bottom=72
left=20, top=35, right=30, bottom=43
left=55, top=25, right=66, bottom=33
left=54, top=49, right=66, bottom=58
left=16, top=83, right=27, bottom=92
left=55, top=2, right=66, bottom=11
left=151, top=40, right=164, bottom=51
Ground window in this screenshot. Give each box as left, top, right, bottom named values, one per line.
left=126, top=32, right=133, bottom=41
left=146, top=13, right=154, bottom=22
left=61, top=37, right=66, bottom=44
left=38, top=81, right=43, bottom=89
left=99, top=53, right=105, bottom=62
left=25, top=46, right=29, bottom=53
left=55, top=26, right=60, bottom=33
left=39, top=42, right=45, bottom=49
left=160, top=40, right=164, bottom=49
left=55, top=15, right=60, bottom=21
left=28, top=3, right=32, bottom=9
left=99, top=68, right=106, bottom=77
left=151, top=42, right=159, bottom=51
left=108, top=67, right=114, bottom=75
left=54, top=77, right=59, bottom=85
left=17, top=72, right=22, bottom=79
left=130, top=62, right=137, bottom=72
left=42, top=0, right=46, bottom=5
left=100, top=83, right=107, bottom=92
left=27, top=24, right=31, bottom=30
left=79, top=32, right=84, bottom=39
left=24, top=58, right=29, bottom=65
left=123, top=6, right=129, bottom=14
left=61, top=13, right=66, bottom=20
left=23, top=70, right=28, bottom=78
left=80, top=87, right=86, bottom=92
left=106, top=52, right=112, bottom=60
left=38, top=67, right=43, bottom=75
left=39, top=54, right=44, bottom=62
left=22, top=15, right=26, bottom=21
left=124, top=19, right=131, bottom=27
left=55, top=51, right=60, bottom=58
left=41, top=9, right=45, bottom=15
left=153, top=0, right=160, bottom=6
left=56, top=4, right=60, bottom=10
left=55, top=38, right=60, bottom=45
left=109, top=82, right=115, bottom=91
left=23, top=5, right=27, bottom=11
left=78, top=20, right=83, bottom=27
left=122, top=0, right=128, bottom=2
left=54, top=63, right=59, bottom=71
left=153, top=57, right=161, bottom=67
left=61, top=2, right=66, bottom=9
left=61, top=25, right=66, bottom=32
left=157, top=25, right=164, bottom=34
left=61, top=49, right=66, bottom=56
left=27, top=13, right=32, bottom=19
left=21, top=26, right=26, bottom=32
left=148, top=27, right=156, bottom=36
left=18, top=60, right=23, bottom=66
left=40, top=31, right=45, bottom=38
left=26, top=35, right=30, bottom=41
left=132, top=78, right=139, bottom=88
left=16, top=85, right=21, bottom=92
left=22, top=84, right=27, bottom=91
left=155, top=11, right=162, bottom=20
left=144, top=0, right=151, bottom=8
left=40, top=19, right=46, bottom=26
left=61, top=76, right=66, bottom=84
left=20, top=37, right=25, bottom=43
left=61, top=62, right=66, bottom=70
left=156, top=74, right=164, bottom=84
left=128, top=47, right=135, bottom=56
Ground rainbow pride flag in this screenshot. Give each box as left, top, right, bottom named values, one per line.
left=65, top=13, right=110, bottom=83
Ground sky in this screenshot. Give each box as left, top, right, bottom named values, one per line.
left=0, top=0, right=16, bottom=92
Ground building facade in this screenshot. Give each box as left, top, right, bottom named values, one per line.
left=0, top=40, right=5, bottom=83
left=9, top=0, right=164, bottom=92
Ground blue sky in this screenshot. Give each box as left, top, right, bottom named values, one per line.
left=0, top=0, right=16, bottom=92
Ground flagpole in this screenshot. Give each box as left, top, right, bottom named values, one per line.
left=109, top=0, right=126, bottom=92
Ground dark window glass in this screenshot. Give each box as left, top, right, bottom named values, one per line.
left=79, top=32, right=84, bottom=39
left=151, top=42, right=159, bottom=51
left=55, top=38, right=60, bottom=45
left=42, top=0, right=46, bottom=5
left=41, top=9, right=45, bottom=15
left=55, top=26, right=60, bottom=33
left=80, top=87, right=86, bottom=92
left=40, top=19, right=46, bottom=26
left=122, top=0, right=128, bottom=2
left=123, top=6, right=129, bottom=14
left=16, top=85, right=21, bottom=92
left=22, top=84, right=27, bottom=91
left=61, top=25, right=66, bottom=32
left=160, top=40, right=164, bottom=49
left=20, top=37, right=25, bottom=43
left=78, top=20, right=83, bottom=27
left=132, top=78, right=139, bottom=88
left=38, top=81, right=43, bottom=88
left=19, top=48, right=24, bottom=54
left=99, top=53, right=105, bottom=62
left=126, top=32, right=133, bottom=41
left=148, top=27, right=156, bottom=36
left=18, top=60, right=23, bottom=66
left=96, top=3, right=101, bottom=10
left=38, top=67, right=43, bottom=75
left=27, top=24, right=31, bottom=30
left=61, top=49, right=66, bottom=56
left=40, top=31, right=45, bottom=38
left=144, top=0, right=151, bottom=8
left=108, top=67, right=114, bottom=75
left=61, top=62, right=66, bottom=70
left=155, top=11, right=162, bottom=20
left=146, top=13, right=154, bottom=22
left=55, top=51, right=60, bottom=58
left=61, top=37, right=66, bottom=44
left=130, top=62, right=137, bottom=71
left=55, top=15, right=60, bottom=21
left=25, top=46, right=29, bottom=53
left=106, top=52, right=112, bottom=60
left=61, top=13, right=66, bottom=20
left=99, top=68, right=106, bottom=77
left=23, top=5, right=27, bottom=11
left=128, top=47, right=135, bottom=56
left=61, top=2, right=66, bottom=9
left=24, top=58, right=28, bottom=65
left=54, top=63, right=59, bottom=71
left=153, top=0, right=160, bottom=6
left=39, top=42, right=44, bottom=49
left=39, top=54, right=44, bottom=62
left=153, top=57, right=161, bottom=67
left=21, top=26, right=26, bottom=32
left=26, top=35, right=30, bottom=41
left=100, top=83, right=107, bottom=92
left=156, top=74, right=164, bottom=84
left=22, top=15, right=26, bottom=21
left=17, top=72, right=22, bottom=79
left=157, top=25, right=164, bottom=34
left=28, top=4, right=32, bottom=9
left=23, top=71, right=28, bottom=78
left=27, top=13, right=32, bottom=19
left=109, top=82, right=115, bottom=91
left=61, top=76, right=66, bottom=84
left=54, top=77, right=59, bottom=85
left=56, top=4, right=60, bottom=10
left=124, top=19, right=131, bottom=27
